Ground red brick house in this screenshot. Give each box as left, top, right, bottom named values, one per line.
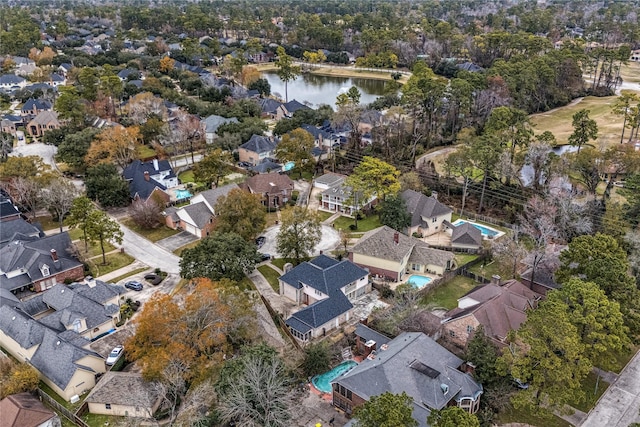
left=240, top=172, right=294, bottom=208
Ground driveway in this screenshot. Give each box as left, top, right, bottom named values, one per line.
left=9, top=142, right=58, bottom=170
left=259, top=225, right=341, bottom=258
left=581, top=349, right=640, bottom=427
left=155, top=231, right=199, bottom=252
left=114, top=219, right=182, bottom=274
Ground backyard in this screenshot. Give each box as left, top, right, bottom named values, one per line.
left=420, top=275, right=477, bottom=310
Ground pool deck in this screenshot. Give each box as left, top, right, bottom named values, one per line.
left=309, top=356, right=365, bottom=401
left=387, top=273, right=439, bottom=291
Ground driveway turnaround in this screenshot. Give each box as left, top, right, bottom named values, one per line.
left=115, top=219, right=181, bottom=274
left=259, top=225, right=340, bottom=258
left=581, top=349, right=640, bottom=427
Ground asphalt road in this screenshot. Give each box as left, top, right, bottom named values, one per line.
left=115, top=218, right=182, bottom=274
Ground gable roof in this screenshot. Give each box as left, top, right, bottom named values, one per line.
left=0, top=305, right=46, bottom=349
left=0, top=74, right=26, bottom=85
left=22, top=98, right=52, bottom=112
left=242, top=172, right=293, bottom=195
left=250, top=160, right=282, bottom=174
left=191, top=183, right=239, bottom=213
left=177, top=201, right=212, bottom=229
left=284, top=99, right=309, bottom=113
left=351, top=226, right=454, bottom=267
left=85, top=371, right=160, bottom=409
left=314, top=173, right=347, bottom=188
left=401, top=190, right=452, bottom=226
left=28, top=110, right=59, bottom=126
left=122, top=160, right=169, bottom=200
left=69, top=280, right=126, bottom=305
left=0, top=198, right=21, bottom=219
left=0, top=393, right=56, bottom=427
left=451, top=222, right=482, bottom=246
left=0, top=218, right=43, bottom=248
left=355, top=323, right=392, bottom=347
left=333, top=332, right=481, bottom=412
left=202, top=114, right=238, bottom=134
left=259, top=98, right=283, bottom=114
left=239, top=134, right=277, bottom=154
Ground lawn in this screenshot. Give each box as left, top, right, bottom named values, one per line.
left=179, top=169, right=195, bottom=183
left=265, top=211, right=280, bottom=227
left=497, top=406, right=572, bottom=427
left=569, top=371, right=609, bottom=413
left=136, top=144, right=156, bottom=159
left=271, top=258, right=300, bottom=270
left=468, top=259, right=510, bottom=280
left=173, top=240, right=200, bottom=256
left=121, top=218, right=181, bottom=242
left=608, top=345, right=639, bottom=374
left=238, top=276, right=255, bottom=292
left=84, top=240, right=116, bottom=258
left=332, top=214, right=382, bottom=232
left=88, top=252, right=135, bottom=277
left=108, top=267, right=150, bottom=284
left=454, top=253, right=479, bottom=267
left=83, top=413, right=120, bottom=426
left=258, top=265, right=281, bottom=292
left=39, top=382, right=83, bottom=411
left=316, top=211, right=334, bottom=222
left=420, top=275, right=477, bottom=310
left=34, top=215, right=61, bottom=231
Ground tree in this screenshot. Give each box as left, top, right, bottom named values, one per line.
left=67, top=196, right=96, bottom=252
left=217, top=345, right=294, bottom=427
left=248, top=78, right=270, bottom=97
left=469, top=134, right=503, bottom=213
left=444, top=146, right=474, bottom=215
left=0, top=131, right=13, bottom=162
left=465, top=325, right=499, bottom=386
left=399, top=171, right=425, bottom=193
left=0, top=359, right=40, bottom=399
left=214, top=189, right=266, bottom=241
left=57, top=127, right=101, bottom=168
left=570, top=148, right=602, bottom=196
left=496, top=298, right=591, bottom=413
left=353, top=391, right=418, bottom=427
left=85, top=163, right=131, bottom=208
left=41, top=178, right=78, bottom=232
left=427, top=407, right=480, bottom=427
left=347, top=156, right=401, bottom=202
left=334, top=86, right=364, bottom=153
left=612, top=93, right=639, bottom=144
left=159, top=56, right=175, bottom=73
left=1, top=177, right=42, bottom=221
left=568, top=109, right=598, bottom=154
left=484, top=106, right=532, bottom=180
left=192, top=148, right=234, bottom=188
left=85, top=126, right=141, bottom=169
left=276, top=206, right=321, bottom=263
left=274, top=46, right=301, bottom=102
left=54, top=86, right=85, bottom=126
left=180, top=232, right=258, bottom=281
left=129, top=198, right=163, bottom=229
left=86, top=210, right=123, bottom=265
left=301, top=342, right=331, bottom=377
left=275, top=128, right=314, bottom=179
left=379, top=195, right=411, bottom=232
left=620, top=173, right=640, bottom=228
left=0, top=155, right=54, bottom=182
left=518, top=196, right=558, bottom=287
left=125, top=92, right=167, bottom=125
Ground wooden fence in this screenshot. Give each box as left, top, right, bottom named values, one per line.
left=259, top=294, right=302, bottom=351
left=37, top=388, right=90, bottom=427
left=451, top=208, right=516, bottom=231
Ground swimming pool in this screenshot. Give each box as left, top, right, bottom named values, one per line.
left=175, top=189, right=192, bottom=200
left=407, top=275, right=433, bottom=289
left=312, top=360, right=358, bottom=393
left=452, top=219, right=499, bottom=237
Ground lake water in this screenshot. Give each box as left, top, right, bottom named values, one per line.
left=262, top=72, right=389, bottom=109
left=520, top=145, right=579, bottom=186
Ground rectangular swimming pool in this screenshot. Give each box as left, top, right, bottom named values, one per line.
left=452, top=219, right=499, bottom=237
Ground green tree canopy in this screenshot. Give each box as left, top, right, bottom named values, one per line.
left=180, top=232, right=258, bottom=281
left=85, top=163, right=131, bottom=208
left=86, top=210, right=123, bottom=265
left=275, top=128, right=314, bottom=179
left=193, top=148, right=234, bottom=188
left=346, top=156, right=401, bottom=202
left=214, top=189, right=266, bottom=241
left=353, top=391, right=418, bottom=427
left=66, top=196, right=97, bottom=252
left=568, top=109, right=598, bottom=154
left=427, top=407, right=480, bottom=427
left=274, top=46, right=301, bottom=102
left=378, top=194, right=411, bottom=232
left=276, top=206, right=321, bottom=264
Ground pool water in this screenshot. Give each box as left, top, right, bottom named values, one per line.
left=312, top=360, right=358, bottom=393
left=175, top=189, right=192, bottom=199
left=452, top=219, right=499, bottom=237
left=407, top=275, right=433, bottom=289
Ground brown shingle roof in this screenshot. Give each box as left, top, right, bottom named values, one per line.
left=242, top=172, right=294, bottom=195
left=0, top=393, right=56, bottom=427
left=85, top=371, right=160, bottom=409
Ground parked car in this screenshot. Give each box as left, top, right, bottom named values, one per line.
left=260, top=253, right=271, bottom=262
left=106, top=345, right=124, bottom=366
left=125, top=281, right=143, bottom=291
left=255, top=236, right=266, bottom=248
left=237, top=161, right=252, bottom=168
left=144, top=273, right=163, bottom=286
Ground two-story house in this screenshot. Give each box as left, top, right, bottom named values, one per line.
left=0, top=74, right=27, bottom=91
left=202, top=114, right=238, bottom=144
left=401, top=189, right=452, bottom=237
left=123, top=159, right=178, bottom=205
left=240, top=172, right=294, bottom=208
left=238, top=134, right=278, bottom=166
left=318, top=174, right=377, bottom=216
left=280, top=255, right=370, bottom=342
left=26, top=111, right=61, bottom=138
left=21, top=98, right=53, bottom=122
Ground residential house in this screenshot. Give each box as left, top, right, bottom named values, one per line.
left=21, top=98, right=53, bottom=121
left=520, top=243, right=565, bottom=295
left=401, top=189, right=453, bottom=237
left=240, top=172, right=294, bottom=208
left=313, top=172, right=348, bottom=191
left=332, top=332, right=483, bottom=424
left=58, top=63, right=73, bottom=77
left=283, top=99, right=310, bottom=117
left=26, top=111, right=61, bottom=138
left=202, top=114, right=239, bottom=144
left=449, top=221, right=483, bottom=250
left=1, top=192, right=22, bottom=222
left=442, top=280, right=542, bottom=349
left=123, top=159, right=177, bottom=205
left=238, top=134, right=278, bottom=166
left=165, top=184, right=240, bottom=237
left=0, top=305, right=107, bottom=401
left=349, top=226, right=455, bottom=282
left=1, top=118, right=17, bottom=135
left=49, top=73, right=66, bottom=87
left=0, top=233, right=84, bottom=294
left=354, top=323, right=391, bottom=356
left=300, top=124, right=333, bottom=151
left=0, top=392, right=60, bottom=427
left=0, top=74, right=27, bottom=91
left=14, top=62, right=37, bottom=77
left=280, top=255, right=370, bottom=342
left=85, top=372, right=162, bottom=418
left=117, top=68, right=141, bottom=81
left=0, top=218, right=43, bottom=248
left=317, top=174, right=377, bottom=216
left=259, top=98, right=286, bottom=120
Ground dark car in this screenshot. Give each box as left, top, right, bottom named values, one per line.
left=260, top=253, right=271, bottom=262
left=144, top=274, right=163, bottom=286
left=255, top=236, right=266, bottom=248
left=125, top=281, right=143, bottom=291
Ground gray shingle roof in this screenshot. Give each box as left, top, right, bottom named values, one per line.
left=85, top=372, right=160, bottom=409
left=283, top=99, right=309, bottom=113
left=451, top=222, right=482, bottom=247
left=202, top=114, right=238, bottom=134
left=401, top=190, right=452, bottom=227
left=333, top=332, right=482, bottom=411
left=240, top=134, right=277, bottom=154
left=355, top=324, right=391, bottom=347
left=259, top=98, right=282, bottom=114
left=181, top=201, right=213, bottom=229
left=314, top=173, right=347, bottom=188
left=0, top=218, right=43, bottom=248
left=195, top=183, right=239, bottom=213
left=28, top=111, right=59, bottom=126
left=22, top=98, right=52, bottom=112
left=0, top=305, right=46, bottom=349
left=70, top=281, right=125, bottom=305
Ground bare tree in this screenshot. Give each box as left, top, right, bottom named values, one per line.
left=174, top=379, right=216, bottom=426
left=151, top=359, right=189, bottom=426
left=5, top=177, right=42, bottom=220
left=128, top=198, right=163, bottom=229
left=491, top=228, right=528, bottom=279
left=41, top=178, right=78, bottom=232
left=518, top=196, right=559, bottom=287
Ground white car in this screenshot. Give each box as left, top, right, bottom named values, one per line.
left=106, top=345, right=124, bottom=366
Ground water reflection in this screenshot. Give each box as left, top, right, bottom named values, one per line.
left=520, top=145, right=578, bottom=186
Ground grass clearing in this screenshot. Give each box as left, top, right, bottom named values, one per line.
left=136, top=144, right=156, bottom=159
left=332, top=214, right=382, bottom=232
left=34, top=215, right=61, bottom=231
left=255, top=62, right=409, bottom=83
left=84, top=241, right=116, bottom=258
left=454, top=253, right=479, bottom=266
left=468, top=259, right=509, bottom=280
left=121, top=218, right=180, bottom=242
left=238, top=276, right=255, bottom=292
left=88, top=252, right=135, bottom=277
left=316, top=211, right=334, bottom=222
left=82, top=413, right=120, bottom=426
left=179, top=170, right=195, bottom=183
left=608, top=345, right=639, bottom=374
left=258, top=265, right=281, bottom=292
left=39, top=382, right=82, bottom=411
left=420, top=275, right=477, bottom=310
left=497, top=406, right=572, bottom=427
left=108, top=267, right=150, bottom=284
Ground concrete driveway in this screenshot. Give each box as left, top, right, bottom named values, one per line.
left=9, top=142, right=58, bottom=169
left=259, top=224, right=340, bottom=258
left=155, top=231, right=199, bottom=252
left=581, top=349, right=640, bottom=427
left=114, top=219, right=182, bottom=274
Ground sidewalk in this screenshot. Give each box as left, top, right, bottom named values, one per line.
left=97, top=260, right=150, bottom=283
left=322, top=211, right=342, bottom=225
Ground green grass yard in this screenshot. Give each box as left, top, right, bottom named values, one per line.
left=420, top=275, right=477, bottom=310
left=178, top=170, right=195, bottom=183
left=121, top=218, right=180, bottom=242
left=173, top=240, right=200, bottom=256
left=136, top=144, right=156, bottom=159
left=258, top=265, right=281, bottom=292
left=108, top=267, right=150, bottom=284
left=87, top=252, right=135, bottom=277
left=570, top=371, right=609, bottom=413
left=332, top=214, right=382, bottom=232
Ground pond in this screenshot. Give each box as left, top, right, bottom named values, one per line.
left=262, top=72, right=390, bottom=109
left=520, top=144, right=579, bottom=187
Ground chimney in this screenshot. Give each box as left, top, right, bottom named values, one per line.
left=431, top=191, right=438, bottom=200
left=153, top=158, right=159, bottom=171
left=319, top=250, right=323, bottom=255
left=491, top=274, right=501, bottom=285
left=50, top=249, right=58, bottom=261
left=144, top=171, right=150, bottom=181
left=393, top=232, right=399, bottom=245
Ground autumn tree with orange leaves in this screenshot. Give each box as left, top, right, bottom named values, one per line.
left=85, top=126, right=141, bottom=169
left=126, top=278, right=256, bottom=383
